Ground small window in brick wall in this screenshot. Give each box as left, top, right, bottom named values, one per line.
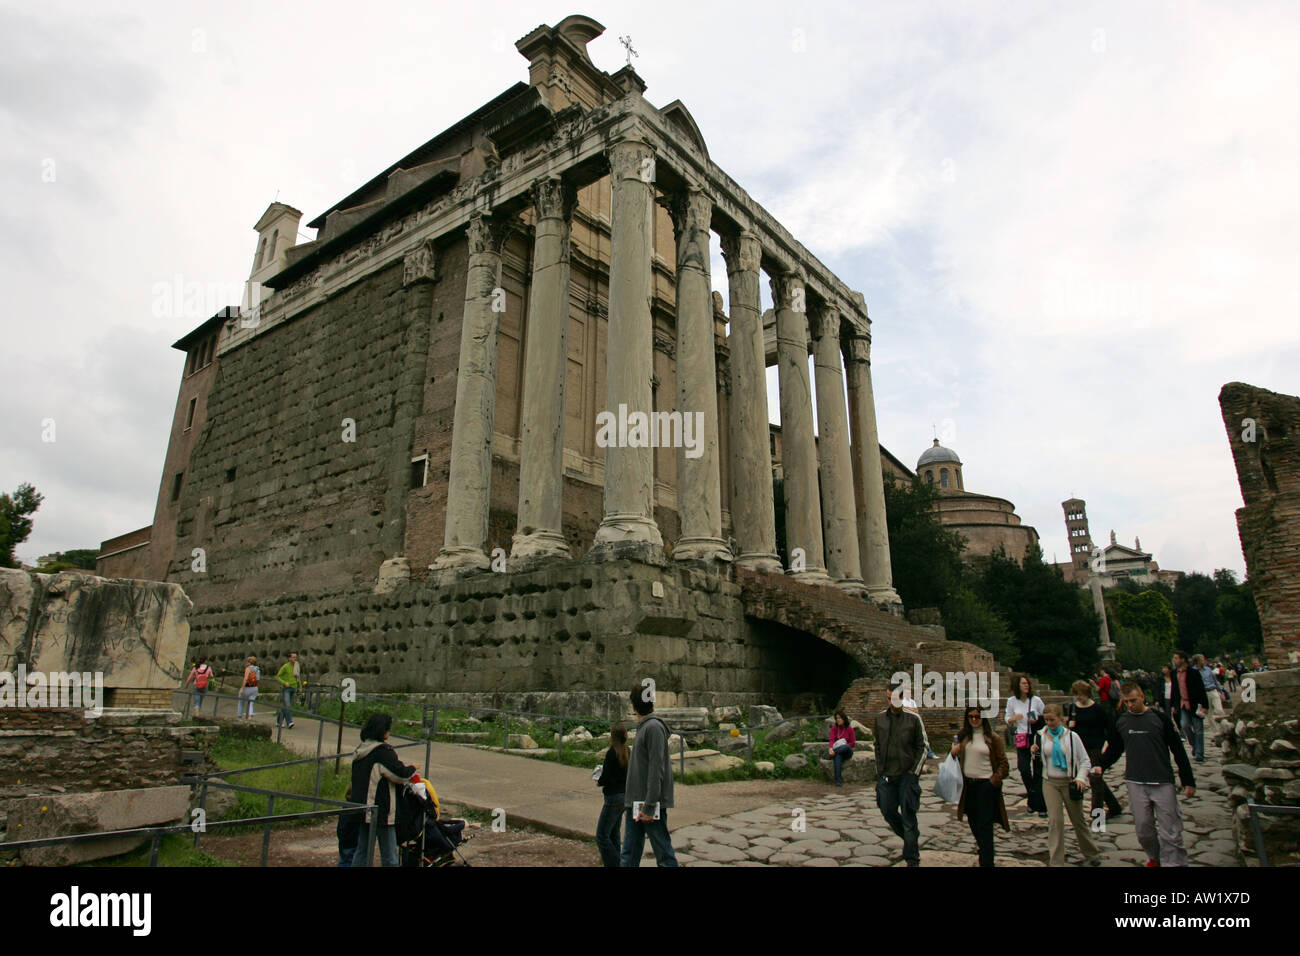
left=410, top=456, right=428, bottom=489
left=185, top=397, right=197, bottom=430
left=171, top=472, right=184, bottom=502
left=225, top=467, right=236, bottom=483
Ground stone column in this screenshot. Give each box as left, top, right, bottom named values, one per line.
left=844, top=331, right=903, bottom=612
left=720, top=231, right=781, bottom=573
left=511, top=176, right=576, bottom=570
left=772, top=272, right=830, bottom=584
left=667, top=187, right=731, bottom=565
left=587, top=139, right=664, bottom=564
left=377, top=241, right=435, bottom=586
left=432, top=218, right=506, bottom=578
left=811, top=307, right=866, bottom=595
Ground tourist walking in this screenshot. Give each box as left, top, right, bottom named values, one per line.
left=1005, top=676, right=1047, bottom=817
left=828, top=709, right=856, bottom=786
left=621, top=687, right=678, bottom=867
left=1033, top=704, right=1101, bottom=866
left=1170, top=652, right=1209, bottom=762
left=1194, top=654, right=1226, bottom=721
left=1154, top=664, right=1175, bottom=721
left=183, top=657, right=213, bottom=716
left=876, top=681, right=927, bottom=866
left=951, top=706, right=1010, bottom=867
left=350, top=713, right=418, bottom=867
left=1068, top=680, right=1122, bottom=819
left=594, top=722, right=629, bottom=867
left=275, top=652, right=302, bottom=729
left=237, top=656, right=260, bottom=718
left=1095, top=682, right=1196, bottom=866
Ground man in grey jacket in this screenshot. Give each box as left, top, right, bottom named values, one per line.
left=621, top=683, right=678, bottom=867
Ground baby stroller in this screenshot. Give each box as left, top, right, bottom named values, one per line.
left=395, top=778, right=472, bottom=867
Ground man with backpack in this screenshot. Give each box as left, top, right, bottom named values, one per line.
left=184, top=657, right=214, bottom=716
left=621, top=682, right=678, bottom=867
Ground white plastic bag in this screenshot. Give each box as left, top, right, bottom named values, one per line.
left=933, top=754, right=964, bottom=804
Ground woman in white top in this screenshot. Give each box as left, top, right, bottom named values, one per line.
left=1005, top=676, right=1047, bottom=816
left=1032, top=704, right=1100, bottom=866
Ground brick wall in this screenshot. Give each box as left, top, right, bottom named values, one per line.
left=1219, top=382, right=1300, bottom=666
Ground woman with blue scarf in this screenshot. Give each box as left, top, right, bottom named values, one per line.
left=1031, top=704, right=1101, bottom=866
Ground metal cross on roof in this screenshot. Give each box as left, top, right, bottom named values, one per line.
left=619, top=34, right=638, bottom=66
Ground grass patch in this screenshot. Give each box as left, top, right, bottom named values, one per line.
left=91, top=833, right=225, bottom=868
left=205, top=734, right=350, bottom=822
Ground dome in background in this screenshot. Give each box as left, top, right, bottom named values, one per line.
left=917, top=438, right=961, bottom=469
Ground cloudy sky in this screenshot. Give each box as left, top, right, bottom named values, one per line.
left=3, top=0, right=1295, bottom=577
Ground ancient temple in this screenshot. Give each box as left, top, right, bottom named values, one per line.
left=98, top=15, right=941, bottom=709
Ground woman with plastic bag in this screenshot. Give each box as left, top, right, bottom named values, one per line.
left=950, top=705, right=1010, bottom=867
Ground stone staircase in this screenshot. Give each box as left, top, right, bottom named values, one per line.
left=734, top=568, right=1072, bottom=742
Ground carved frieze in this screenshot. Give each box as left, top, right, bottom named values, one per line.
left=403, top=239, right=438, bottom=286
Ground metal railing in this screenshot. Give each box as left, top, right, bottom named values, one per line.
left=1245, top=802, right=1300, bottom=867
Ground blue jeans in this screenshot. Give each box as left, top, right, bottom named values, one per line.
left=832, top=747, right=854, bottom=784
left=1179, top=708, right=1204, bottom=759
left=191, top=688, right=207, bottom=713
left=350, top=823, right=399, bottom=867
left=876, top=773, right=921, bottom=865
left=620, top=807, right=678, bottom=867
left=596, top=792, right=624, bottom=867
left=278, top=688, right=295, bottom=727
left=338, top=845, right=354, bottom=867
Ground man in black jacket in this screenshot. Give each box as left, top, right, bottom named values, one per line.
left=1169, top=651, right=1209, bottom=761
left=1094, top=682, right=1195, bottom=867
left=875, top=683, right=927, bottom=866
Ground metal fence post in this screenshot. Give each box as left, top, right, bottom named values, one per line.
left=431, top=704, right=438, bottom=738
left=194, top=780, right=208, bottom=850
left=747, top=729, right=753, bottom=763
left=148, top=830, right=162, bottom=867
left=424, top=736, right=432, bottom=780
left=261, top=795, right=275, bottom=867
left=557, top=717, right=564, bottom=761
left=362, top=813, right=378, bottom=867
left=336, top=701, right=346, bottom=775
left=503, top=711, right=509, bottom=752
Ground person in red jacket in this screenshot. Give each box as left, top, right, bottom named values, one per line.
left=828, top=709, right=856, bottom=786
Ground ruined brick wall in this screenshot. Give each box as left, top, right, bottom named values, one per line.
left=1219, top=382, right=1300, bottom=667
left=95, top=526, right=152, bottom=580
left=170, top=261, right=418, bottom=606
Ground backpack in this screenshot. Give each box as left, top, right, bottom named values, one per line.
left=246, top=666, right=259, bottom=687
left=195, top=665, right=211, bottom=690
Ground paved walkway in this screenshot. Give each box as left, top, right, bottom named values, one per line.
left=223, top=702, right=1241, bottom=867
left=672, top=744, right=1240, bottom=867
left=236, top=708, right=822, bottom=842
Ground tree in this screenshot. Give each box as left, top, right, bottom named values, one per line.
left=1113, top=590, right=1177, bottom=649
left=1172, top=572, right=1221, bottom=656
left=883, top=476, right=966, bottom=610
left=942, top=586, right=1018, bottom=664
left=36, top=549, right=98, bottom=571
left=0, top=483, right=43, bottom=568
left=1215, top=569, right=1263, bottom=658
left=1113, top=625, right=1174, bottom=672
left=973, top=545, right=1098, bottom=689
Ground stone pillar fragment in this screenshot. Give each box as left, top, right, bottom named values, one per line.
left=772, top=272, right=830, bottom=584
left=667, top=187, right=731, bottom=565
left=433, top=215, right=507, bottom=578
left=844, top=331, right=903, bottom=612
left=588, top=139, right=664, bottom=564
left=810, top=307, right=866, bottom=595
left=721, top=231, right=781, bottom=573
left=511, top=177, right=577, bottom=570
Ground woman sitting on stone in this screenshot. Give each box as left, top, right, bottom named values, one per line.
left=951, top=706, right=1010, bottom=867
left=828, top=709, right=856, bottom=786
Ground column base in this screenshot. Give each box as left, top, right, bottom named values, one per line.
left=867, top=585, right=904, bottom=615
left=734, top=552, right=784, bottom=574
left=587, top=514, right=665, bottom=565
left=429, top=546, right=492, bottom=586
left=832, top=576, right=869, bottom=597
left=509, top=530, right=571, bottom=572
left=788, top=568, right=833, bottom=586
left=671, top=536, right=734, bottom=564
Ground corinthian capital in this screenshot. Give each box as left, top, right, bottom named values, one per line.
left=843, top=333, right=872, bottom=367
left=769, top=272, right=806, bottom=313
left=807, top=304, right=842, bottom=343
left=608, top=139, right=656, bottom=185
left=720, top=230, right=761, bottom=275
left=532, top=176, right=577, bottom=222
left=466, top=213, right=514, bottom=256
